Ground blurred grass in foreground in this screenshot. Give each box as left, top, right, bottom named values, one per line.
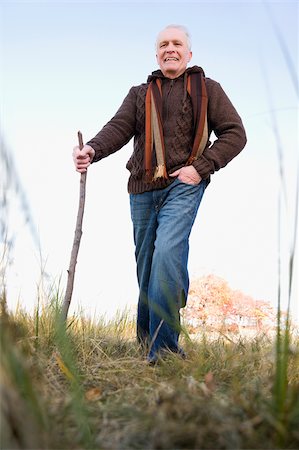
left=1, top=292, right=298, bottom=450
left=262, top=4, right=299, bottom=448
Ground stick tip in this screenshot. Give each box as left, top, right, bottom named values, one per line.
left=77, top=130, right=84, bottom=149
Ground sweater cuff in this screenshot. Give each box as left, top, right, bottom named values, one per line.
left=192, top=155, right=214, bottom=180
left=86, top=141, right=101, bottom=163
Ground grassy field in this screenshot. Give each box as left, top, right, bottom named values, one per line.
left=1, top=293, right=299, bottom=450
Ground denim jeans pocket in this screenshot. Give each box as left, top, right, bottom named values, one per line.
left=177, top=179, right=199, bottom=186
left=176, top=177, right=207, bottom=189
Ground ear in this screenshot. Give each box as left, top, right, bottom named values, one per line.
left=188, top=51, right=193, bottom=62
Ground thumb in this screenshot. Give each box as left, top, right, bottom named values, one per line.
left=169, top=169, right=180, bottom=177
left=82, top=145, right=91, bottom=155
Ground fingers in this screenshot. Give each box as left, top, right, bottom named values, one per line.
left=72, top=145, right=95, bottom=173
left=75, top=156, right=91, bottom=173
left=169, top=169, right=180, bottom=177
left=170, top=166, right=202, bottom=185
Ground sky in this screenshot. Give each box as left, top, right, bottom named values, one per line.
left=1, top=0, right=298, bottom=322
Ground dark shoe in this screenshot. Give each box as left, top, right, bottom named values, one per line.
left=177, top=347, right=187, bottom=359
left=146, top=356, right=158, bottom=366
left=146, top=347, right=186, bottom=366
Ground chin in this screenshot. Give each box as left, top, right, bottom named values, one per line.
left=165, top=69, right=180, bottom=78
left=163, top=65, right=178, bottom=72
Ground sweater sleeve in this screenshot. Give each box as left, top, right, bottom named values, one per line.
left=86, top=86, right=137, bottom=163
left=192, top=80, right=247, bottom=179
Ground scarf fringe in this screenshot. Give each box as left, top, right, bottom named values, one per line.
left=145, top=169, right=152, bottom=183
left=153, top=164, right=167, bottom=180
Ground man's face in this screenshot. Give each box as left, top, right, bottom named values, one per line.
left=156, top=27, right=192, bottom=79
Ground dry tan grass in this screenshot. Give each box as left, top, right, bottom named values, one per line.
left=1, top=298, right=299, bottom=450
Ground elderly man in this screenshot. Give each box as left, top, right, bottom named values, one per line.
left=73, top=24, right=247, bottom=363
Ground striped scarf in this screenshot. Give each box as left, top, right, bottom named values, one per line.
left=145, top=72, right=208, bottom=181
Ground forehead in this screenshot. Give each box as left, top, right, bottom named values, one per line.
left=157, top=28, right=188, bottom=46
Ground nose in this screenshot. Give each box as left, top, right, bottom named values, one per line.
left=166, top=42, right=176, bottom=52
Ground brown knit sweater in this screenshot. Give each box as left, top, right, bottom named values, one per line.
left=87, top=66, right=247, bottom=194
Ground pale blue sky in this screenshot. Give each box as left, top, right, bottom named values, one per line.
left=1, top=1, right=298, bottom=320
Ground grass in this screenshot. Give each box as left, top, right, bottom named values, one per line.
left=1, top=293, right=299, bottom=450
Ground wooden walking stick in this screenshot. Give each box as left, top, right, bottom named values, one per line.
left=61, top=131, right=87, bottom=321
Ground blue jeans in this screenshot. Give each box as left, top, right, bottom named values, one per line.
left=130, top=178, right=207, bottom=361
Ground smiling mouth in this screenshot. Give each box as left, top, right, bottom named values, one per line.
left=164, top=57, right=179, bottom=62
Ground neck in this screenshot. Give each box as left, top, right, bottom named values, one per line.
left=162, top=68, right=187, bottom=79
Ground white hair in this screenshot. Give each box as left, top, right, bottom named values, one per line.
left=156, top=24, right=192, bottom=50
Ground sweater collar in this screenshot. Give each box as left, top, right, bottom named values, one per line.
left=147, top=65, right=205, bottom=83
